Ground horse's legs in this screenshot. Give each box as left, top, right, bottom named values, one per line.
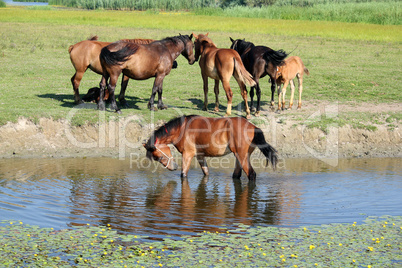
left=289, top=79, right=296, bottom=109
left=297, top=74, right=303, bottom=109
left=270, top=78, right=276, bottom=107
left=181, top=152, right=195, bottom=178
left=221, top=79, right=233, bottom=117
left=213, top=79, right=220, bottom=112
left=234, top=152, right=256, bottom=181
left=71, top=72, right=84, bottom=104
left=107, top=74, right=121, bottom=113
left=98, top=74, right=108, bottom=111
left=118, top=75, right=130, bottom=107
left=232, top=158, right=242, bottom=179
left=255, top=81, right=262, bottom=117
left=249, top=86, right=255, bottom=112
left=196, top=155, right=209, bottom=176
left=202, top=74, right=209, bottom=111
left=280, top=80, right=290, bottom=111
left=148, top=75, right=165, bottom=111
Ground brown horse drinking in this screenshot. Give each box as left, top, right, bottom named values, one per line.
left=275, top=56, right=310, bottom=111
left=143, top=115, right=278, bottom=180
left=230, top=38, right=288, bottom=115
left=99, top=34, right=195, bottom=113
left=193, top=33, right=256, bottom=119
left=68, top=36, right=155, bottom=104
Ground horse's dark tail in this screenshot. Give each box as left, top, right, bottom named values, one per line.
left=263, top=49, right=288, bottom=67
left=100, top=42, right=139, bottom=66
left=252, top=128, right=278, bottom=170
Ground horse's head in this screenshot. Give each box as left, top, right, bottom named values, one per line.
left=192, top=33, right=214, bottom=61
left=229, top=37, right=252, bottom=55
left=143, top=138, right=178, bottom=171
left=180, top=34, right=196, bottom=65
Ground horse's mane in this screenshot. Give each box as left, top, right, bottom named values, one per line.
left=146, top=115, right=199, bottom=147
left=197, top=34, right=217, bottom=48
left=263, top=49, right=288, bottom=67
left=120, top=38, right=155, bottom=44
left=232, top=39, right=255, bottom=55
left=159, top=34, right=192, bottom=46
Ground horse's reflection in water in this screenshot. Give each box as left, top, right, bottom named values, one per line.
left=147, top=175, right=281, bottom=231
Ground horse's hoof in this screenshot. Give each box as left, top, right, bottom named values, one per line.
left=149, top=107, right=158, bottom=111
left=115, top=110, right=122, bottom=114
left=75, top=100, right=84, bottom=105
left=246, top=114, right=251, bottom=120
left=158, top=104, right=168, bottom=110
left=250, top=107, right=256, bottom=113
left=254, top=111, right=260, bottom=117
left=224, top=113, right=231, bottom=117
left=214, top=107, right=219, bottom=112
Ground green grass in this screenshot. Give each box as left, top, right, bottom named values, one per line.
left=0, top=8, right=400, bottom=127
left=1, top=216, right=401, bottom=267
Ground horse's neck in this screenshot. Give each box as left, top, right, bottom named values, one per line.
left=164, top=39, right=185, bottom=60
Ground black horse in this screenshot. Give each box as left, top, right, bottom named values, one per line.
left=230, top=38, right=288, bottom=115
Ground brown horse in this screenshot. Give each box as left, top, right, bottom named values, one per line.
left=99, top=34, right=195, bottom=113
left=143, top=115, right=278, bottom=181
left=68, top=36, right=156, bottom=104
left=229, top=38, right=288, bottom=115
left=192, top=33, right=256, bottom=119
left=275, top=56, right=310, bottom=110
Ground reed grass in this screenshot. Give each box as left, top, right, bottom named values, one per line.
left=43, top=0, right=401, bottom=25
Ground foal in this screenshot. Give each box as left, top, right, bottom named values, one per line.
left=275, top=56, right=309, bottom=111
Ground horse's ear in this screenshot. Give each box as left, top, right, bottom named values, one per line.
left=230, top=37, right=234, bottom=42
left=243, top=38, right=245, bottom=41
left=189, top=33, right=193, bottom=40
left=192, top=32, right=198, bottom=39
left=206, top=32, right=209, bottom=36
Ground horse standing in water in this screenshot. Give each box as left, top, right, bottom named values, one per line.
left=68, top=36, right=156, bottom=105
left=193, top=33, right=256, bottom=119
left=99, top=34, right=195, bottom=113
left=275, top=56, right=310, bottom=111
left=144, top=115, right=278, bottom=181
left=229, top=38, right=288, bottom=115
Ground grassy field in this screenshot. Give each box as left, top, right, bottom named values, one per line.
left=0, top=7, right=401, bottom=127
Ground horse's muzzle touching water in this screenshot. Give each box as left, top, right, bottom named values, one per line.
left=143, top=115, right=278, bottom=181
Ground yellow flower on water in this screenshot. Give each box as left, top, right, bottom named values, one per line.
left=262, top=253, right=266, bottom=256
left=309, top=245, right=315, bottom=250
left=282, top=258, right=286, bottom=262
left=19, top=221, right=23, bottom=224
left=158, top=264, right=163, bottom=267
left=244, top=245, right=249, bottom=250
left=339, top=243, right=343, bottom=246
left=149, top=246, right=153, bottom=249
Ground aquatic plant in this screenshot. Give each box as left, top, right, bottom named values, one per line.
left=1, top=216, right=401, bottom=267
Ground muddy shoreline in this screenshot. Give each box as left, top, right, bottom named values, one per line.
left=1, top=115, right=400, bottom=160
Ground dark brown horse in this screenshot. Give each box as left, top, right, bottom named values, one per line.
left=229, top=38, right=288, bottom=116
left=68, top=36, right=156, bottom=104
left=193, top=33, right=256, bottom=119
left=143, top=115, right=278, bottom=181
left=99, top=34, right=195, bottom=113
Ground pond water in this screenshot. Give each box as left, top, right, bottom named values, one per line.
left=0, top=157, right=400, bottom=239
left=4, top=0, right=48, bottom=6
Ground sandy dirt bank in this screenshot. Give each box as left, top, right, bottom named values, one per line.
left=1, top=105, right=400, bottom=160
